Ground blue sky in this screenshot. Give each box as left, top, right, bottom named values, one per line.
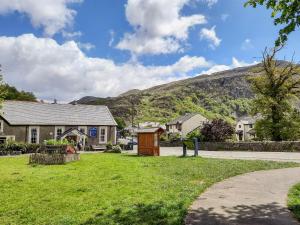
left=0, top=0, right=299, bottom=101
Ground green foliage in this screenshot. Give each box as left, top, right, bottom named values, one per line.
left=184, top=130, right=203, bottom=150
left=115, top=117, right=126, bottom=130
left=245, top=0, right=300, bottom=46
left=249, top=47, right=300, bottom=141
left=2, top=84, right=36, bottom=101
left=0, top=154, right=297, bottom=224
left=45, top=139, right=73, bottom=146
left=0, top=141, right=40, bottom=155
left=288, top=183, right=300, bottom=221
left=106, top=141, right=113, bottom=150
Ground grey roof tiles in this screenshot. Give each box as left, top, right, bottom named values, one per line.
left=1, top=101, right=117, bottom=126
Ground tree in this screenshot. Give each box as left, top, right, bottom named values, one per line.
left=245, top=0, right=300, bottom=46
left=115, top=117, right=126, bottom=130
left=0, top=65, right=7, bottom=106
left=249, top=47, right=300, bottom=141
left=200, top=119, right=234, bottom=142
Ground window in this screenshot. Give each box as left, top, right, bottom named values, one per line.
left=28, top=126, right=39, bottom=144
left=99, top=127, right=107, bottom=143
left=238, top=125, right=242, bottom=128
left=55, top=126, right=65, bottom=139
left=249, top=124, right=253, bottom=128
left=0, top=120, right=3, bottom=133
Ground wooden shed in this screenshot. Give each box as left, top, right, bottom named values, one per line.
left=137, top=127, right=164, bottom=156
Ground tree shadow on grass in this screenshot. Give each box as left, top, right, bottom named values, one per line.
left=80, top=201, right=186, bottom=225
left=185, top=202, right=299, bottom=225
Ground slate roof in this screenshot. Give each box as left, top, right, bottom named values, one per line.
left=166, top=113, right=199, bottom=125
left=0, top=101, right=117, bottom=126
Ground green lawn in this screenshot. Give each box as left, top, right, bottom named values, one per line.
left=288, top=183, right=300, bottom=221
left=0, top=154, right=298, bottom=225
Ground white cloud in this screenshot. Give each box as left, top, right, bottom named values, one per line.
left=202, top=0, right=218, bottom=7
left=62, top=31, right=82, bottom=39
left=108, top=30, right=115, bottom=47
left=77, top=42, right=95, bottom=51
left=200, top=57, right=257, bottom=75
left=116, top=0, right=206, bottom=55
left=200, top=26, right=221, bottom=49
left=241, top=38, right=254, bottom=50
left=221, top=14, right=229, bottom=22
left=0, top=0, right=82, bottom=36
left=0, top=34, right=212, bottom=101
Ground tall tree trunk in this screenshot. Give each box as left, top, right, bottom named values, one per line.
left=271, top=106, right=282, bottom=141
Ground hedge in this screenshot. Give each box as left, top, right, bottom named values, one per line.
left=0, top=142, right=41, bottom=156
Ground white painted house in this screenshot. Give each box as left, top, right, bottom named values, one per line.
left=236, top=116, right=256, bottom=141
left=166, top=113, right=208, bottom=138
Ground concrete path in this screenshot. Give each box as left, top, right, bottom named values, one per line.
left=131, top=147, right=300, bottom=163
left=185, top=167, right=300, bottom=225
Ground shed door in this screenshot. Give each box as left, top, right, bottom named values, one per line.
left=139, top=133, right=154, bottom=155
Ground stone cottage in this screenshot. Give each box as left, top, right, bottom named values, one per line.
left=0, top=101, right=117, bottom=148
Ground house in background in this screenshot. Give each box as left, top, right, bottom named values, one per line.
left=0, top=101, right=117, bottom=148
left=165, top=113, right=208, bottom=138
left=235, top=116, right=256, bottom=141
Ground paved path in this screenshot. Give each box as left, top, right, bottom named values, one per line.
left=131, top=147, right=300, bottom=163
left=185, top=167, right=300, bottom=225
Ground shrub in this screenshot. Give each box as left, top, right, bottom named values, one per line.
left=201, top=119, right=234, bottom=142
left=104, top=145, right=122, bottom=153
left=106, top=141, right=113, bottom=150
left=0, top=141, right=40, bottom=155
left=45, top=139, right=74, bottom=146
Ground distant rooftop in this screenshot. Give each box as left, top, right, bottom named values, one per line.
left=0, top=101, right=117, bottom=126
left=166, top=113, right=199, bottom=125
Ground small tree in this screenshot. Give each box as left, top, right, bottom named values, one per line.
left=249, top=47, right=300, bottom=141
left=201, top=119, right=234, bottom=142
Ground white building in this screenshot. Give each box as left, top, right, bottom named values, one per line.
left=166, top=113, right=208, bottom=138
left=236, top=117, right=256, bottom=141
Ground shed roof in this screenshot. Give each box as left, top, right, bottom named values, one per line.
left=0, top=101, right=117, bottom=126
left=166, top=113, right=199, bottom=125
left=137, top=127, right=164, bottom=133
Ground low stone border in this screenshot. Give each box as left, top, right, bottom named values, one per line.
left=160, top=141, right=300, bottom=152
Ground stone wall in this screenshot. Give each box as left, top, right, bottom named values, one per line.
left=160, top=140, right=300, bottom=152
left=29, top=153, right=80, bottom=165
left=199, top=142, right=300, bottom=152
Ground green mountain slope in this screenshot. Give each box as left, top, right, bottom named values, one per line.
left=73, top=64, right=261, bottom=124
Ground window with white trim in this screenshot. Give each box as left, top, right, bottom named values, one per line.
left=28, top=126, right=39, bottom=144
left=55, top=126, right=65, bottom=139
left=99, top=127, right=107, bottom=143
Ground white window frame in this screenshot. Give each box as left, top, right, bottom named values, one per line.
left=55, top=126, right=65, bottom=139
left=99, top=126, right=107, bottom=144
left=78, top=126, right=87, bottom=134
left=28, top=126, right=40, bottom=144
left=0, top=120, right=3, bottom=133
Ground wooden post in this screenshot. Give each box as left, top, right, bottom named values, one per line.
left=194, top=137, right=198, bottom=157
left=182, top=140, right=187, bottom=157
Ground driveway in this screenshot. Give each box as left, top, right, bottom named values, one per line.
left=185, top=167, right=300, bottom=225
left=131, top=146, right=300, bottom=163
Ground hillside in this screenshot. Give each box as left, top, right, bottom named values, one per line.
left=73, top=64, right=262, bottom=124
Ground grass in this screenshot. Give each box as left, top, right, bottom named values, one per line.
left=0, top=154, right=298, bottom=225
left=288, top=183, right=300, bottom=221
